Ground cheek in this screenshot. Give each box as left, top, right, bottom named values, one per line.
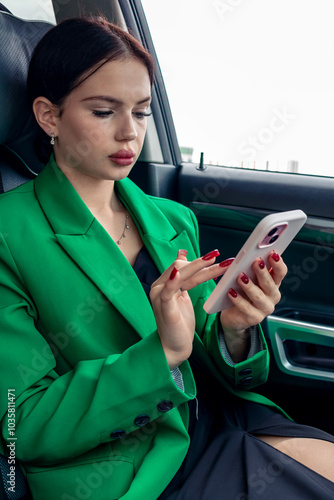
left=137, top=123, right=147, bottom=141
left=80, top=124, right=108, bottom=150
left=66, top=117, right=109, bottom=152
left=59, top=115, right=83, bottom=141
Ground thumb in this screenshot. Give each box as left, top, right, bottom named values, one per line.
left=177, top=249, right=188, bottom=261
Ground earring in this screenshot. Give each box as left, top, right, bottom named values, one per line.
left=50, top=132, right=55, bottom=146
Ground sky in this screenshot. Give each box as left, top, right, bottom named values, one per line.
left=8, top=0, right=56, bottom=22
left=7, top=0, right=334, bottom=177
left=141, top=0, right=334, bottom=177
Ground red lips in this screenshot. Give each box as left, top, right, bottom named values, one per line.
left=110, top=149, right=135, bottom=159
left=109, top=149, right=135, bottom=166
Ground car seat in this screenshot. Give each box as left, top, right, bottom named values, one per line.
left=0, top=5, right=53, bottom=498
left=0, top=3, right=53, bottom=194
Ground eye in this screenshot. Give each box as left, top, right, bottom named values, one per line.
left=92, top=110, right=113, bottom=118
left=133, top=111, right=152, bottom=120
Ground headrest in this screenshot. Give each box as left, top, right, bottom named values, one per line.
left=0, top=9, right=53, bottom=176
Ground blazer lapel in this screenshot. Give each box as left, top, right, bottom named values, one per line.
left=34, top=157, right=201, bottom=340
left=115, top=178, right=202, bottom=306
left=34, top=157, right=156, bottom=338
left=115, top=180, right=198, bottom=266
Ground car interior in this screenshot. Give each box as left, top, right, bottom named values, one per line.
left=0, top=1, right=333, bottom=499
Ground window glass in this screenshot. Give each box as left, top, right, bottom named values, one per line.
left=6, top=0, right=56, bottom=23
left=141, top=0, right=334, bottom=177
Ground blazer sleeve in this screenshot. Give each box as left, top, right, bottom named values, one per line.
left=186, top=208, right=270, bottom=390
left=0, top=231, right=196, bottom=464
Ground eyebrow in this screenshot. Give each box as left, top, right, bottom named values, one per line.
left=82, top=96, right=151, bottom=105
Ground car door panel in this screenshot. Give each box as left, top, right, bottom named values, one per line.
left=174, top=162, right=334, bottom=434
left=131, top=160, right=334, bottom=435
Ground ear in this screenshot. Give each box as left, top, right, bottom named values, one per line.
left=32, top=97, right=59, bottom=138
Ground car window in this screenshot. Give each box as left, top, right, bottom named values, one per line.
left=141, top=0, right=334, bottom=177
left=5, top=0, right=55, bottom=23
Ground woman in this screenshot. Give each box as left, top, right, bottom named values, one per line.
left=0, top=17, right=333, bottom=500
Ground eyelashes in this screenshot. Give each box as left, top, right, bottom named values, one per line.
left=92, top=110, right=152, bottom=120
left=92, top=110, right=112, bottom=118
left=134, top=111, right=152, bottom=119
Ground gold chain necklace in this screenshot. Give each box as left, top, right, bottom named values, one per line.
left=116, top=214, right=130, bottom=245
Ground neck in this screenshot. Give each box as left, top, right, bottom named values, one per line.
left=57, top=163, right=121, bottom=214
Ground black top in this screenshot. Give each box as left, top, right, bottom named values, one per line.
left=133, top=245, right=161, bottom=300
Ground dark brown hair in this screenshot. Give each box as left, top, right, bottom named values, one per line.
left=27, top=17, right=155, bottom=162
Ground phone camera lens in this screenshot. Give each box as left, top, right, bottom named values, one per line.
left=269, top=234, right=279, bottom=244
left=268, top=227, right=278, bottom=237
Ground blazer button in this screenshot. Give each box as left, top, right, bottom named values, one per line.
left=238, top=376, right=253, bottom=387
left=238, top=368, right=252, bottom=376
left=157, top=400, right=174, bottom=413
left=134, top=415, right=150, bottom=427
left=110, top=430, right=126, bottom=439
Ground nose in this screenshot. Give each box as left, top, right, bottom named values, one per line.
left=115, top=113, right=138, bottom=142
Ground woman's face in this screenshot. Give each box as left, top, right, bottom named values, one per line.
left=53, top=57, right=151, bottom=182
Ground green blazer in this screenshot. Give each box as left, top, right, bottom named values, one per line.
left=0, top=156, right=285, bottom=500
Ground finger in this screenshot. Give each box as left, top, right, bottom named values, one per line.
left=222, top=288, right=268, bottom=327
left=220, top=257, right=235, bottom=267
left=184, top=254, right=236, bottom=285
left=251, top=259, right=281, bottom=302
left=267, top=251, right=288, bottom=285
left=175, top=249, right=221, bottom=286
left=154, top=249, right=219, bottom=286
left=208, top=258, right=235, bottom=282
left=249, top=256, right=285, bottom=306
left=236, top=273, right=277, bottom=316
left=177, top=249, right=188, bottom=261
left=151, top=256, right=191, bottom=289
left=152, top=249, right=224, bottom=293
left=252, top=253, right=285, bottom=288
left=159, top=267, right=182, bottom=302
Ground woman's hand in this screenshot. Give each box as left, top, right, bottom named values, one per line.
left=150, top=249, right=228, bottom=370
left=220, top=251, right=287, bottom=362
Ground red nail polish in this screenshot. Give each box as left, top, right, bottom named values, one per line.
left=272, top=251, right=280, bottom=262
left=228, top=288, right=238, bottom=298
left=169, top=267, right=178, bottom=280
left=241, top=273, right=249, bottom=284
left=202, top=249, right=220, bottom=261
left=259, top=258, right=265, bottom=270
left=219, top=258, right=234, bottom=267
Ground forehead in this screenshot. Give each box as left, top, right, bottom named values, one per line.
left=69, top=58, right=151, bottom=102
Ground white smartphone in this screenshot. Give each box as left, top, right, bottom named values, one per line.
left=203, top=209, right=307, bottom=314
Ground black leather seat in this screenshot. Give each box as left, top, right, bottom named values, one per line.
left=0, top=4, right=53, bottom=194
left=0, top=6, right=53, bottom=498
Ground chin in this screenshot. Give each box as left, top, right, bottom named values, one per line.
left=107, top=166, right=134, bottom=181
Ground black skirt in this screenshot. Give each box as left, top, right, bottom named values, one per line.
left=159, top=356, right=334, bottom=500
left=133, top=246, right=334, bottom=499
